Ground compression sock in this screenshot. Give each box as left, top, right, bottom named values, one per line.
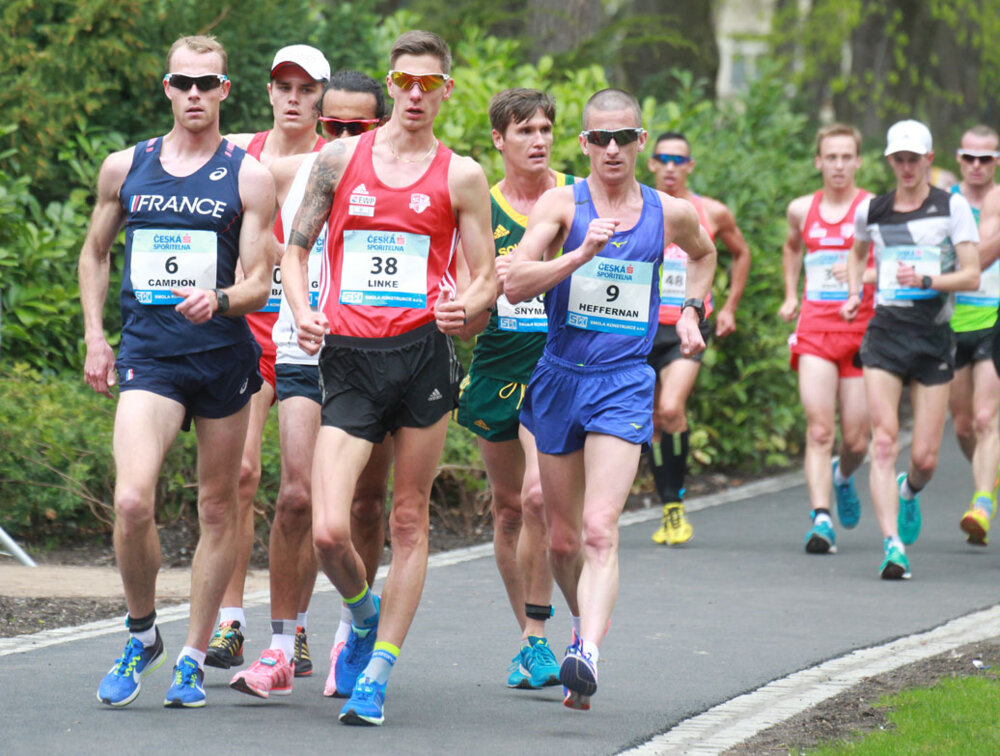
left=648, top=431, right=689, bottom=503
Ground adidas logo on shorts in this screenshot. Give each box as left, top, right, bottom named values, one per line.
left=427, top=388, right=443, bottom=401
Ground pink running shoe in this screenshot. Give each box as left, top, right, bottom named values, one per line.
left=323, top=641, right=347, bottom=697
left=229, top=648, right=293, bottom=699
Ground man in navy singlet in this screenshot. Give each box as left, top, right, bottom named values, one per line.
left=505, top=88, right=716, bottom=711
left=80, top=35, right=275, bottom=709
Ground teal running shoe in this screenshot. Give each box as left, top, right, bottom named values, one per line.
left=528, top=637, right=561, bottom=687
left=880, top=542, right=912, bottom=580
left=164, top=655, right=206, bottom=708
left=334, top=594, right=380, bottom=697
left=832, top=458, right=861, bottom=529
left=97, top=629, right=165, bottom=707
left=896, top=473, right=922, bottom=545
left=506, top=646, right=531, bottom=689
left=339, top=675, right=386, bottom=726
left=804, top=519, right=837, bottom=554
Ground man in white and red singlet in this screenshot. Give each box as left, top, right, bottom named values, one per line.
left=282, top=31, right=496, bottom=726
left=203, top=45, right=330, bottom=674
left=780, top=124, right=874, bottom=556
left=644, top=131, right=750, bottom=546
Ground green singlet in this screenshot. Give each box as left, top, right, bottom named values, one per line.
left=469, top=173, right=575, bottom=383
left=950, top=187, right=997, bottom=333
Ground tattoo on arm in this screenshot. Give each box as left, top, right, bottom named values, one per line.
left=288, top=143, right=346, bottom=250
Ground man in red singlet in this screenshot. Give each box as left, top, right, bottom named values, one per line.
left=780, top=124, right=873, bottom=555
left=205, top=44, right=330, bottom=673
left=644, top=131, right=751, bottom=545
left=282, top=30, right=496, bottom=726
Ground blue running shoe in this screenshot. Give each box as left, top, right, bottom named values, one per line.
left=506, top=646, right=532, bottom=689
left=804, top=519, right=837, bottom=554
left=164, top=655, right=206, bottom=708
left=896, top=473, right=921, bottom=545
left=528, top=638, right=560, bottom=688
left=334, top=594, right=380, bottom=697
left=338, top=675, right=386, bottom=726
left=832, top=458, right=861, bottom=529
left=880, top=542, right=911, bottom=580
left=97, top=629, right=165, bottom=707
left=559, top=640, right=598, bottom=710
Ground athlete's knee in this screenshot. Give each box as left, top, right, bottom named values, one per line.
left=492, top=488, right=523, bottom=537
left=972, top=405, right=999, bottom=440
left=313, top=520, right=353, bottom=557
left=238, top=455, right=262, bottom=493
left=547, top=521, right=580, bottom=567
left=909, top=444, right=940, bottom=478
left=351, top=491, right=385, bottom=530
left=197, top=490, right=236, bottom=534
left=655, top=398, right=687, bottom=433
left=114, top=488, right=155, bottom=533
left=806, top=418, right=836, bottom=450
left=520, top=479, right=545, bottom=525
left=274, top=480, right=311, bottom=529
left=870, top=428, right=899, bottom=465
left=388, top=498, right=429, bottom=551
left=581, top=510, right=618, bottom=559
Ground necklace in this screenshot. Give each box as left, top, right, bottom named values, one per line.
left=387, top=130, right=438, bottom=163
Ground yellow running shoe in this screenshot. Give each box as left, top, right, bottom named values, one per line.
left=960, top=496, right=994, bottom=546
left=651, top=503, right=693, bottom=545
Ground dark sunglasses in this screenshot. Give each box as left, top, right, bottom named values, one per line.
left=958, top=150, right=998, bottom=164
left=318, top=117, right=380, bottom=138
left=164, top=73, right=229, bottom=91
left=652, top=153, right=692, bottom=165
left=388, top=70, right=450, bottom=92
left=580, top=128, right=645, bottom=147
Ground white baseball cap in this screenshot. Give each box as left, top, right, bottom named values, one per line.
left=270, top=44, right=330, bottom=82
left=884, top=119, right=933, bottom=156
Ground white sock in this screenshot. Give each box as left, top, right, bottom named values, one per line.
left=269, top=633, right=295, bottom=661
left=131, top=625, right=157, bottom=647
left=813, top=511, right=833, bottom=527
left=833, top=463, right=849, bottom=486
left=178, top=646, right=206, bottom=668
left=297, top=611, right=308, bottom=630
left=900, top=476, right=918, bottom=500
left=571, top=615, right=582, bottom=640
left=582, top=640, right=600, bottom=664
left=335, top=604, right=352, bottom=645
left=219, top=606, right=246, bottom=632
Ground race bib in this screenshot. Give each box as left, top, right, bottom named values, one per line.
left=497, top=293, right=547, bottom=332
left=879, top=245, right=941, bottom=301
left=130, top=229, right=217, bottom=305
left=566, top=257, right=654, bottom=336
left=659, top=245, right=687, bottom=307
left=957, top=259, right=1000, bottom=308
left=804, top=251, right=849, bottom=301
left=261, top=228, right=326, bottom=312
left=339, top=230, right=430, bottom=308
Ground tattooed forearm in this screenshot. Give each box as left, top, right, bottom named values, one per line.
left=288, top=142, right=347, bottom=251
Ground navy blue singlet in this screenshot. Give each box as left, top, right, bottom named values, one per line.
left=118, top=136, right=253, bottom=360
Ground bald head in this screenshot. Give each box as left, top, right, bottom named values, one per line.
left=583, top=88, right=642, bottom=130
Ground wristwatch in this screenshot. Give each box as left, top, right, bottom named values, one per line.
left=213, top=288, right=230, bottom=314
left=920, top=275, right=933, bottom=290
left=681, top=298, right=705, bottom=323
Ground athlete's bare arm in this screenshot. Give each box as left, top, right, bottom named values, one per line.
left=452, top=242, right=492, bottom=340
left=703, top=197, right=750, bottom=337
left=504, top=187, right=585, bottom=303
left=895, top=241, right=979, bottom=292
left=282, top=139, right=353, bottom=355
left=779, top=194, right=811, bottom=323
left=437, top=156, right=498, bottom=335
left=979, top=185, right=1000, bottom=268
left=664, top=194, right=717, bottom=357
left=840, top=237, right=869, bottom=321
left=78, top=148, right=133, bottom=398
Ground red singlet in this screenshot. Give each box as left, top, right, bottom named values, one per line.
left=658, top=194, right=715, bottom=326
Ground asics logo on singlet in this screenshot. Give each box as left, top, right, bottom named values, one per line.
left=209, top=167, right=228, bottom=181
left=240, top=378, right=249, bottom=394
left=129, top=194, right=228, bottom=218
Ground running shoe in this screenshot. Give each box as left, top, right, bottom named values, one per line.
left=506, top=647, right=531, bottom=689
left=651, top=502, right=693, bottom=545
left=338, top=675, right=386, bottom=726
left=324, top=641, right=347, bottom=697
left=229, top=648, right=294, bottom=699
left=559, top=640, right=598, bottom=711
left=527, top=638, right=561, bottom=688
left=896, top=473, right=921, bottom=545
left=205, top=619, right=244, bottom=669
left=804, top=519, right=837, bottom=554
left=96, top=628, right=165, bottom=707
left=164, top=655, right=206, bottom=708
left=960, top=498, right=993, bottom=546
left=879, top=543, right=911, bottom=580
left=334, top=595, right=380, bottom=697
left=293, top=626, right=313, bottom=677
left=832, top=457, right=861, bottom=529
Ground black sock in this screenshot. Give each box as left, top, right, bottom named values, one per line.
left=647, top=431, right=689, bottom=504
left=126, top=610, right=156, bottom=633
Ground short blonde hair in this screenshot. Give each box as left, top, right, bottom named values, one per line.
left=389, top=30, right=451, bottom=73
left=166, top=35, right=228, bottom=75
left=815, top=123, right=861, bottom=156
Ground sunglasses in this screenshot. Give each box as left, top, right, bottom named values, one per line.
left=652, top=153, right=692, bottom=165
left=580, top=128, right=645, bottom=147
left=318, top=117, right=380, bottom=137
left=958, top=150, right=999, bottom=164
left=388, top=70, right=450, bottom=92
left=164, top=73, right=229, bottom=91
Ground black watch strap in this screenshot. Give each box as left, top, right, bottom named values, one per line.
left=213, top=288, right=230, bottom=314
left=681, top=297, right=705, bottom=322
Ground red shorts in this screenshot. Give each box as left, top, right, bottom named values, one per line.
left=246, top=312, right=278, bottom=394
left=788, top=330, right=864, bottom=378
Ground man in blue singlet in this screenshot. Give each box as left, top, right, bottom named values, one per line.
left=505, top=88, right=716, bottom=711
left=79, top=34, right=275, bottom=708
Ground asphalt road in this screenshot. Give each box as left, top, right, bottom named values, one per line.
left=3, top=427, right=999, bottom=755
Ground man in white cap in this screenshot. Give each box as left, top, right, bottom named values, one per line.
left=206, top=44, right=330, bottom=675
left=841, top=118, right=980, bottom=579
